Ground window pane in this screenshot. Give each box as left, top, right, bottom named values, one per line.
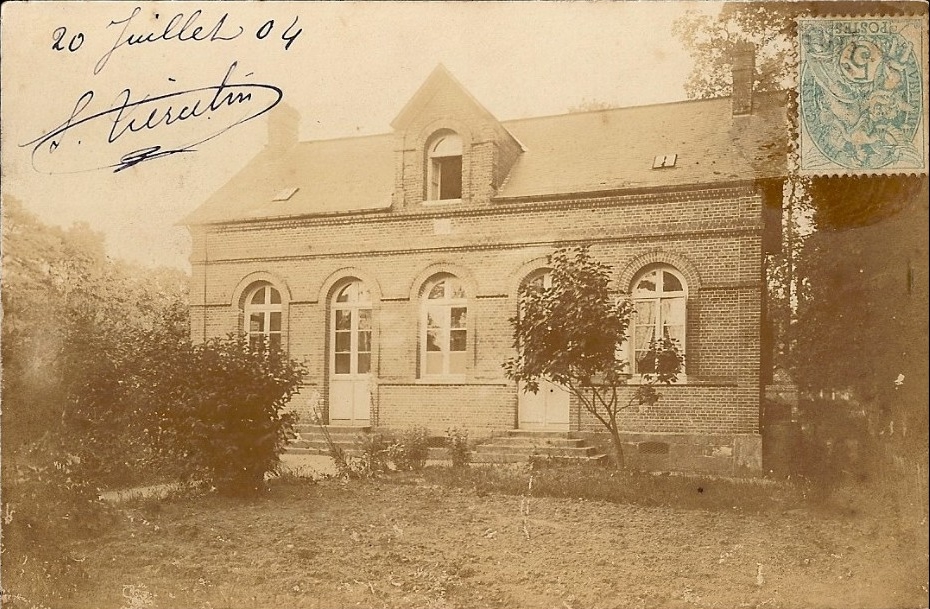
left=249, top=336, right=263, bottom=351
left=357, top=353, right=371, bottom=375
left=270, top=334, right=281, bottom=351
left=426, top=352, right=443, bottom=375
left=356, top=285, right=371, bottom=303
left=635, top=301, right=656, bottom=324
left=426, top=328, right=442, bottom=352
left=450, top=329, right=467, bottom=352
left=449, top=352, right=466, bottom=375
left=426, top=310, right=441, bottom=329
left=251, top=288, right=266, bottom=305
left=335, top=353, right=351, bottom=374
left=634, top=271, right=657, bottom=295
left=450, top=280, right=466, bottom=299
left=270, top=312, right=281, bottom=332
left=661, top=298, right=685, bottom=325
left=635, top=326, right=655, bottom=351
left=428, top=281, right=445, bottom=300
left=358, top=331, right=371, bottom=352
left=358, top=309, right=372, bottom=330
left=450, top=307, right=467, bottom=329
left=269, top=288, right=281, bottom=304
left=664, top=324, right=685, bottom=345
left=430, top=159, right=441, bottom=199
left=663, top=272, right=683, bottom=293
left=335, top=331, right=351, bottom=353
left=250, top=313, right=265, bottom=333
left=335, top=310, right=351, bottom=330
left=336, top=285, right=350, bottom=303
left=432, top=134, right=462, bottom=157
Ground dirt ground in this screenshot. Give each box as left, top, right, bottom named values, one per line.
left=21, top=466, right=929, bottom=609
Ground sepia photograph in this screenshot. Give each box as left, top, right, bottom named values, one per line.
left=1, top=2, right=927, bottom=608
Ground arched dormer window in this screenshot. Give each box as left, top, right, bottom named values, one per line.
left=427, top=132, right=463, bottom=201
left=630, top=265, right=687, bottom=374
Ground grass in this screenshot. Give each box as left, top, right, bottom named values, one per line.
left=405, top=463, right=807, bottom=513
left=3, top=462, right=927, bottom=609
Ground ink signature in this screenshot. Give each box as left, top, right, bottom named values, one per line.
left=22, top=62, right=282, bottom=174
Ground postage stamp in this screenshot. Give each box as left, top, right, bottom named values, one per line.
left=798, top=17, right=928, bottom=175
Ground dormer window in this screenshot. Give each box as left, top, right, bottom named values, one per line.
left=427, top=132, right=462, bottom=201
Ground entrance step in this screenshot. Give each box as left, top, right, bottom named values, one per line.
left=472, top=431, right=607, bottom=465
left=285, top=425, right=370, bottom=456
left=506, top=430, right=576, bottom=439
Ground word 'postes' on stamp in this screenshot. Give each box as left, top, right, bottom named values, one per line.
left=798, top=17, right=928, bottom=175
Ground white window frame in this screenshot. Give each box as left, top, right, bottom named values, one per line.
left=628, top=265, right=687, bottom=377
left=426, top=132, right=463, bottom=202
left=331, top=281, right=373, bottom=378
left=420, top=275, right=468, bottom=379
left=244, top=284, right=283, bottom=350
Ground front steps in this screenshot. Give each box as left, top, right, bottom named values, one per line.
left=285, top=424, right=370, bottom=456
left=472, top=430, right=608, bottom=464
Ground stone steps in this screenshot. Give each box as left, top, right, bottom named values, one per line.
left=472, top=430, right=607, bottom=464
left=284, top=425, right=371, bottom=455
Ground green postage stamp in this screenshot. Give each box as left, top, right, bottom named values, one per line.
left=798, top=17, right=928, bottom=175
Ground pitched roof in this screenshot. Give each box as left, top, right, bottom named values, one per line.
left=184, top=92, right=787, bottom=225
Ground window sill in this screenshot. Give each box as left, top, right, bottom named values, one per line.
left=421, top=198, right=462, bottom=207
left=416, top=375, right=467, bottom=385
left=622, top=375, right=737, bottom=387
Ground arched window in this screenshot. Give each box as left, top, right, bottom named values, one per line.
left=421, top=274, right=467, bottom=377
left=244, top=283, right=282, bottom=350
left=523, top=269, right=553, bottom=294
left=630, top=265, right=686, bottom=374
left=331, top=280, right=372, bottom=376
left=427, top=132, right=463, bottom=201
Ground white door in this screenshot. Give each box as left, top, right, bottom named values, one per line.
left=516, top=270, right=570, bottom=430
left=329, top=281, right=372, bottom=426
left=518, top=379, right=570, bottom=430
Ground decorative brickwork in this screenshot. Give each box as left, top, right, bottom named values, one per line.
left=185, top=67, right=785, bottom=472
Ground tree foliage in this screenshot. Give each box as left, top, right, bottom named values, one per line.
left=1, top=198, right=308, bottom=496
left=503, top=247, right=683, bottom=468
left=672, top=2, right=803, bottom=99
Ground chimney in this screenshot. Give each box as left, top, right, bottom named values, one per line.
left=731, top=42, right=755, bottom=116
left=267, top=101, right=300, bottom=150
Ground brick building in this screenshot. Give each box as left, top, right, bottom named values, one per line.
left=184, top=62, right=787, bottom=472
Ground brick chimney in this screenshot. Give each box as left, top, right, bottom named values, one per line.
left=267, top=101, right=300, bottom=150
left=731, top=42, right=756, bottom=116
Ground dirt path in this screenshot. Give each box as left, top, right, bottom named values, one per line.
left=54, top=478, right=929, bottom=609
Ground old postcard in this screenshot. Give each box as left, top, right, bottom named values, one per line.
left=2, top=2, right=927, bottom=608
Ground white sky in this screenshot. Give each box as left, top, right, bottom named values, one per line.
left=1, top=1, right=721, bottom=270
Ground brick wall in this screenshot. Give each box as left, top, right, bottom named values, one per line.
left=189, top=184, right=765, bottom=444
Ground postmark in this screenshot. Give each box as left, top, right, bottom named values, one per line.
left=798, top=17, right=928, bottom=175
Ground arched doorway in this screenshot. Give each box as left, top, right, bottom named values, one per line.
left=328, top=280, right=372, bottom=425
left=517, top=271, right=570, bottom=431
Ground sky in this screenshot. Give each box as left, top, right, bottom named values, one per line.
left=1, top=1, right=721, bottom=271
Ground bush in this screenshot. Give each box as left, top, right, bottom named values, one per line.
left=65, top=331, right=307, bottom=495
left=447, top=428, right=470, bottom=469
left=389, top=426, right=430, bottom=472
left=0, top=440, right=118, bottom=604
left=165, top=336, right=307, bottom=494
left=354, top=432, right=393, bottom=477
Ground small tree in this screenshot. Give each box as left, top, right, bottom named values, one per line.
left=503, top=247, right=683, bottom=468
